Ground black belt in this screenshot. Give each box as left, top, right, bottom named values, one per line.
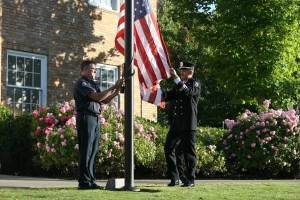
left=77, top=111, right=100, bottom=118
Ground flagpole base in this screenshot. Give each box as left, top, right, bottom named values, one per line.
left=122, top=186, right=140, bottom=192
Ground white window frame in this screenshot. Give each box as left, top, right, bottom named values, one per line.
left=95, top=63, right=119, bottom=105
left=88, top=0, right=122, bottom=11
left=6, top=50, right=47, bottom=115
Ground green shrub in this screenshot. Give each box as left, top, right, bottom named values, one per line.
left=9, top=113, right=36, bottom=175
left=196, top=127, right=227, bottom=176
left=0, top=104, right=37, bottom=175
left=0, top=104, right=14, bottom=173
left=222, top=100, right=300, bottom=177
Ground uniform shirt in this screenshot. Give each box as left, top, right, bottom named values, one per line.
left=164, top=78, right=201, bottom=131
left=73, top=76, right=101, bottom=114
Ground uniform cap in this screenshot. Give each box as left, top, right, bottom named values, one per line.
left=179, top=62, right=195, bottom=70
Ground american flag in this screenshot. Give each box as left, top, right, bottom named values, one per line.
left=115, top=0, right=171, bottom=108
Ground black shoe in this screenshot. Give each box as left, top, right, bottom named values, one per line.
left=181, top=179, right=195, bottom=187
left=78, top=184, right=103, bottom=190
left=91, top=184, right=103, bottom=189
left=181, top=183, right=195, bottom=187
left=167, top=179, right=182, bottom=186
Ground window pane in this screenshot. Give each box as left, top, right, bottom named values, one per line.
left=17, top=57, right=25, bottom=71
left=25, top=58, right=33, bottom=72
left=6, top=87, right=14, bottom=104
left=25, top=72, right=33, bottom=86
left=107, top=70, right=114, bottom=82
left=101, top=82, right=107, bottom=90
left=8, top=70, right=16, bottom=85
left=14, top=103, right=22, bottom=116
left=101, top=69, right=107, bottom=81
left=6, top=102, right=14, bottom=112
left=34, top=74, right=41, bottom=87
left=32, top=90, right=40, bottom=105
left=96, top=68, right=100, bottom=78
left=8, top=56, right=16, bottom=70
left=16, top=72, right=24, bottom=86
left=23, top=89, right=31, bottom=103
left=34, top=59, right=41, bottom=73
left=7, top=50, right=47, bottom=116
left=15, top=88, right=22, bottom=103
left=23, top=103, right=31, bottom=113
left=107, top=83, right=113, bottom=88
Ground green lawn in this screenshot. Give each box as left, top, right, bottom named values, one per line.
left=0, top=182, right=299, bottom=200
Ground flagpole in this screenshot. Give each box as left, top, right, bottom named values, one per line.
left=124, top=0, right=140, bottom=192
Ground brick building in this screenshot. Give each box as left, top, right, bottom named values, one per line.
left=0, top=0, right=158, bottom=121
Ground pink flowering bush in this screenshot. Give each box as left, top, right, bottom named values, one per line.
left=31, top=101, right=164, bottom=177
left=98, top=102, right=162, bottom=177
left=222, top=100, right=300, bottom=177
left=31, top=101, right=78, bottom=171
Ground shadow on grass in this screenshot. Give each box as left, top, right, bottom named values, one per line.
left=0, top=186, right=161, bottom=193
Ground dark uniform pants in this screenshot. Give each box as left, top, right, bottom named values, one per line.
left=76, top=113, right=100, bottom=187
left=164, top=130, right=197, bottom=182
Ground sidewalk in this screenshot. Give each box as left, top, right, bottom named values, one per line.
left=0, top=174, right=299, bottom=188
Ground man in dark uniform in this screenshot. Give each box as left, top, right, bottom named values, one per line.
left=74, top=60, right=123, bottom=190
left=163, top=61, right=201, bottom=187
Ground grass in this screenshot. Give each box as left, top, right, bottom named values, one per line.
left=0, top=182, right=299, bottom=200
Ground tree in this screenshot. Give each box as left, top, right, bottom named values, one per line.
left=157, top=0, right=300, bottom=126
left=207, top=0, right=300, bottom=106
left=157, top=0, right=248, bottom=126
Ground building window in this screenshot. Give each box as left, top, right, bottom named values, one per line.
left=6, top=50, right=47, bottom=116
left=88, top=0, right=122, bottom=11
left=95, top=64, right=119, bottom=105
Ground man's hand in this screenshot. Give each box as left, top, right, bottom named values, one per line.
left=114, top=78, right=124, bottom=89
left=170, top=68, right=179, bottom=79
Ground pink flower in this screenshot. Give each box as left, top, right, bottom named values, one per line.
left=224, top=119, right=236, bottom=130
left=118, top=109, right=125, bottom=115
left=46, top=145, right=50, bottom=152
left=270, top=131, right=276, bottom=136
left=73, top=130, right=77, bottom=135
left=272, top=146, right=278, bottom=151
left=263, top=99, right=270, bottom=107
left=100, top=117, right=106, bottom=124
left=251, top=143, right=256, bottom=148
left=292, top=149, right=297, bottom=155
left=74, top=144, right=79, bottom=150
left=108, top=149, right=113, bottom=158
left=32, top=110, right=39, bottom=117
left=61, top=141, right=67, bottom=147
left=247, top=155, right=251, bottom=159
left=135, top=124, right=144, bottom=133
left=51, top=148, right=56, bottom=153
left=60, top=107, right=66, bottom=113
left=227, top=134, right=233, bottom=139
left=149, top=127, right=155, bottom=133
left=40, top=107, right=45, bottom=111
left=103, top=133, right=108, bottom=141
left=101, top=104, right=108, bottom=111
left=36, top=126, right=41, bottom=134
left=258, top=138, right=265, bottom=143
